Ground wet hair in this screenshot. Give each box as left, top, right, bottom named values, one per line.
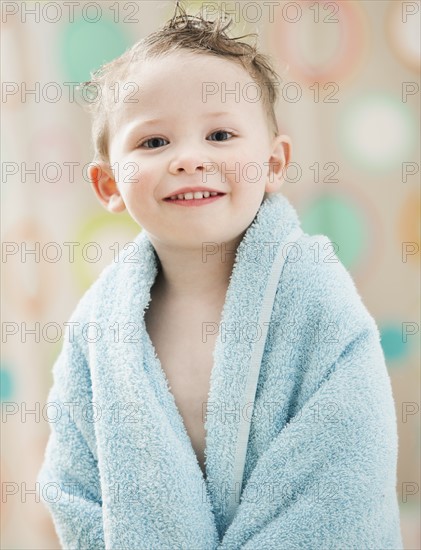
left=80, top=1, right=287, bottom=202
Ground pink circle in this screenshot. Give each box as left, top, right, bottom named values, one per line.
left=270, top=0, right=369, bottom=86
left=27, top=126, right=81, bottom=195
left=385, top=0, right=421, bottom=74
left=3, top=220, right=56, bottom=315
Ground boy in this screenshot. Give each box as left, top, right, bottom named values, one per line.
left=37, top=4, right=403, bottom=549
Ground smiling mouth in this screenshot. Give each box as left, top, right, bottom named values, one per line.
left=164, top=192, right=226, bottom=207
left=164, top=191, right=226, bottom=201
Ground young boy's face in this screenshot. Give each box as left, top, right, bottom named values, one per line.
left=89, top=50, right=291, bottom=249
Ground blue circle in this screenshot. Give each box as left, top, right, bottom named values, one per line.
left=0, top=367, right=14, bottom=401
left=59, top=16, right=132, bottom=83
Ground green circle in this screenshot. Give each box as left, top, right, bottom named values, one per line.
left=301, top=194, right=366, bottom=269
left=338, top=92, right=417, bottom=173
left=59, top=16, right=133, bottom=83
left=73, top=212, right=141, bottom=292
left=379, top=323, right=410, bottom=364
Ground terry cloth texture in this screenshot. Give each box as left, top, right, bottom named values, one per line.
left=37, top=193, right=403, bottom=549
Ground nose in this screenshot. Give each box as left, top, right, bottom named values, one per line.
left=168, top=146, right=208, bottom=176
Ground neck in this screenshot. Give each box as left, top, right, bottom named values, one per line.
left=148, top=230, right=246, bottom=304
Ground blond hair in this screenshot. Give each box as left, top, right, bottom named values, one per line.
left=81, top=1, right=284, bottom=154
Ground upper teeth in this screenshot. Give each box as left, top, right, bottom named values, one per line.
left=169, top=191, right=219, bottom=200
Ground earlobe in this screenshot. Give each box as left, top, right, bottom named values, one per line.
left=87, top=161, right=126, bottom=213
left=108, top=193, right=126, bottom=213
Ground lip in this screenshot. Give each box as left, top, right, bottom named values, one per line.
left=163, top=186, right=226, bottom=200
left=164, top=194, right=226, bottom=207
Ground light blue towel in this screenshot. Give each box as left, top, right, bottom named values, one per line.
left=37, top=193, right=403, bottom=549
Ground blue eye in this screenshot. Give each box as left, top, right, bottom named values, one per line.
left=208, top=130, right=233, bottom=142
left=139, top=137, right=168, bottom=149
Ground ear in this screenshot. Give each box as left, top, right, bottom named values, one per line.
left=88, top=161, right=126, bottom=213
left=265, top=135, right=292, bottom=193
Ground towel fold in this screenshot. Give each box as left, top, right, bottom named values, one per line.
left=37, top=193, right=403, bottom=549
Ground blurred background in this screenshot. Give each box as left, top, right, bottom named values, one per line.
left=1, top=0, right=420, bottom=548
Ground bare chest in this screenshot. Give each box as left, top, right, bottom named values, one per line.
left=144, top=302, right=221, bottom=479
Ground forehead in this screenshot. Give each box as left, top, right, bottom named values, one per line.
left=109, top=50, right=263, bottom=130
left=138, top=49, right=250, bottom=81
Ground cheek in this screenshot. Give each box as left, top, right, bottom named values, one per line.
left=118, top=161, right=154, bottom=197
left=222, top=152, right=269, bottom=189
